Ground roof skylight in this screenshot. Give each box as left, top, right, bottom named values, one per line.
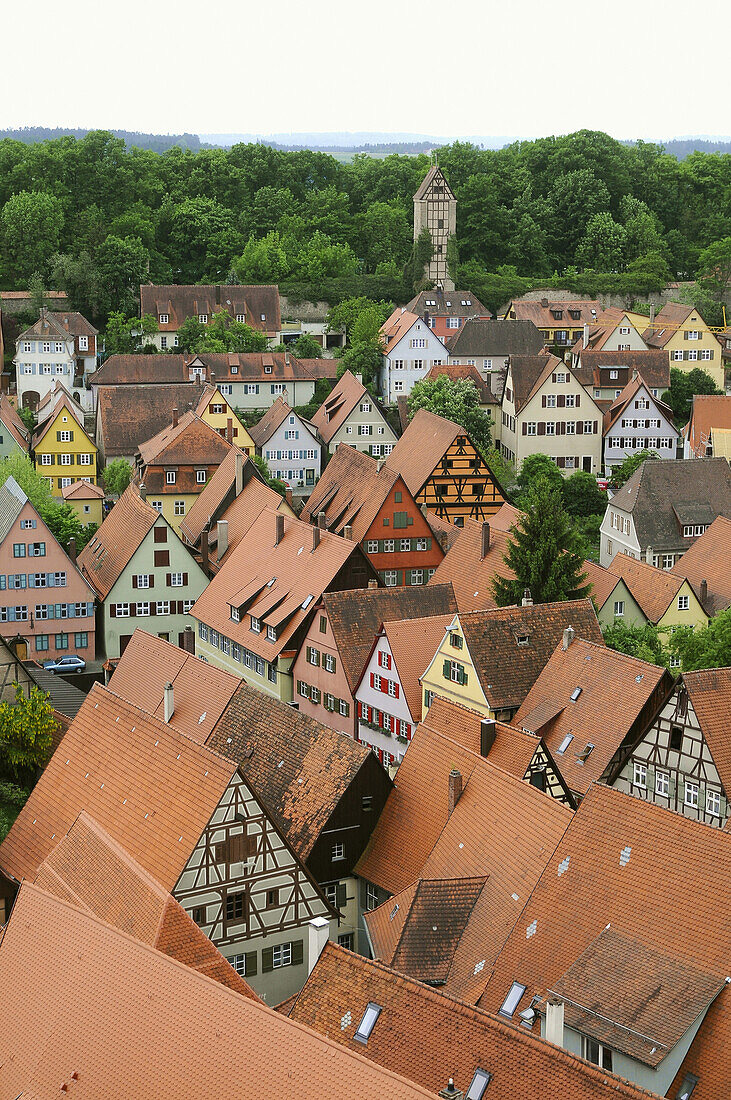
left=354, top=1002, right=382, bottom=1044
left=498, top=981, right=526, bottom=1018
left=570, top=687, right=582, bottom=701
left=466, top=1069, right=492, bottom=1099
left=557, top=734, right=573, bottom=755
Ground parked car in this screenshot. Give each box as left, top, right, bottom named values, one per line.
left=42, top=655, right=86, bottom=674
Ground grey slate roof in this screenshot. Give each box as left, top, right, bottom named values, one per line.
left=610, top=458, right=731, bottom=552
left=0, top=477, right=27, bottom=543
left=24, top=662, right=88, bottom=719
left=448, top=320, right=545, bottom=359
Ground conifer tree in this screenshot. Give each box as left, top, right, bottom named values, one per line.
left=491, top=479, right=590, bottom=606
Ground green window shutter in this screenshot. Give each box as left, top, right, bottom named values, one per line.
left=463, top=671, right=468, bottom=686
left=316, top=649, right=321, bottom=665
left=424, top=689, right=430, bottom=708
left=291, top=939, right=304, bottom=966
left=678, top=777, right=685, bottom=801
left=245, top=951, right=257, bottom=976
left=427, top=537, right=432, bottom=550
left=646, top=766, right=655, bottom=791
left=442, top=659, right=450, bottom=680
left=720, top=794, right=727, bottom=816
left=336, top=884, right=347, bottom=908
left=407, top=515, right=413, bottom=526
left=261, top=947, right=274, bottom=973
left=343, top=701, right=349, bottom=717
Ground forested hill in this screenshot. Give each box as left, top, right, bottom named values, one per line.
left=0, top=129, right=729, bottom=325
left=0, top=127, right=201, bottom=152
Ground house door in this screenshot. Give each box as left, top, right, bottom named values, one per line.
left=583, top=456, right=592, bottom=472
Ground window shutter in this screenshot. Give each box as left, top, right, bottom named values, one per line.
left=593, top=421, right=598, bottom=434
left=575, top=394, right=580, bottom=407
left=183, top=573, right=188, bottom=585
left=109, top=604, right=116, bottom=618
left=261, top=947, right=274, bottom=973
left=551, top=373, right=556, bottom=382
left=166, top=573, right=171, bottom=586
left=462, top=672, right=468, bottom=686
left=442, top=659, right=450, bottom=679
left=698, top=784, right=706, bottom=806
left=332, top=656, right=336, bottom=673
left=684, top=330, right=689, bottom=340
left=557, top=457, right=565, bottom=469
left=646, top=766, right=655, bottom=790
left=149, top=603, right=157, bottom=616
left=291, top=939, right=304, bottom=966
left=541, top=395, right=546, bottom=408
left=56, top=431, right=61, bottom=442
left=209, top=404, right=215, bottom=414
left=678, top=777, right=685, bottom=801
left=522, top=423, right=527, bottom=435
left=393, top=682, right=399, bottom=698
left=709, top=350, right=714, bottom=359
left=683, top=351, right=689, bottom=360
left=245, top=951, right=257, bottom=976
left=132, top=575, right=137, bottom=589
left=370, top=672, right=375, bottom=688
left=559, top=422, right=566, bottom=435
left=336, top=884, right=347, bottom=908
left=720, top=794, right=727, bottom=816
left=149, top=575, right=154, bottom=588
left=557, top=394, right=565, bottom=408
left=576, top=421, right=584, bottom=434
left=537, top=422, right=545, bottom=436
left=424, top=689, right=430, bottom=708
left=669, top=775, right=676, bottom=799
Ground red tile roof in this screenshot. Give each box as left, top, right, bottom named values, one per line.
left=670, top=516, right=731, bottom=614
left=384, top=408, right=479, bottom=496
left=194, top=351, right=323, bottom=382
left=300, top=444, right=402, bottom=543
left=423, top=695, right=540, bottom=780
left=507, top=298, right=601, bottom=329
left=427, top=518, right=515, bottom=612
left=380, top=308, right=422, bottom=354
left=77, top=484, right=160, bottom=599
left=137, top=409, right=235, bottom=467
left=0, top=394, right=29, bottom=450
left=424, top=363, right=494, bottom=403
left=380, top=614, right=454, bottom=720
left=0, top=882, right=436, bottom=1100
left=682, top=667, right=731, bottom=795
left=178, top=449, right=280, bottom=549
left=140, top=283, right=281, bottom=334
left=96, top=383, right=199, bottom=459
left=685, top=394, right=731, bottom=457
left=62, top=479, right=105, bottom=501
left=309, top=370, right=373, bottom=444
left=607, top=552, right=695, bottom=623
left=92, top=354, right=192, bottom=385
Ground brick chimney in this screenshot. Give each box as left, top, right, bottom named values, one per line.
left=448, top=769, right=463, bottom=815
left=343, top=524, right=353, bottom=541
left=172, top=407, right=178, bottom=428
left=67, top=536, right=77, bottom=565
left=226, top=418, right=233, bottom=444
left=480, top=522, right=490, bottom=559
left=164, top=682, right=174, bottom=723
left=317, top=511, right=327, bottom=529
left=480, top=718, right=496, bottom=758
left=522, top=588, right=533, bottom=606
left=700, top=579, right=708, bottom=605
left=540, top=297, right=549, bottom=308
left=217, top=519, right=229, bottom=560
left=285, top=488, right=293, bottom=508
left=368, top=579, right=379, bottom=589
left=235, top=451, right=244, bottom=496
left=312, top=524, right=321, bottom=551
left=275, top=513, right=285, bottom=546
left=182, top=626, right=195, bottom=654
left=139, top=482, right=147, bottom=501
left=562, top=626, right=575, bottom=650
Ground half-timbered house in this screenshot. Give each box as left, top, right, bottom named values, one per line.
left=384, top=408, right=505, bottom=527
left=0, top=681, right=334, bottom=1004
left=605, top=667, right=731, bottom=828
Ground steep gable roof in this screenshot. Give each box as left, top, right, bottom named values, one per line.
left=643, top=301, right=697, bottom=346
left=138, top=409, right=235, bottom=466
left=383, top=408, right=465, bottom=494
left=515, top=638, right=671, bottom=795
left=670, top=516, right=731, bottom=614
left=0, top=394, right=29, bottom=449
left=685, top=394, right=731, bottom=457
left=380, top=614, right=454, bottom=719
left=380, top=308, right=423, bottom=353
left=508, top=352, right=574, bottom=413
left=77, top=484, right=160, bottom=599
left=0, top=882, right=435, bottom=1100
left=459, top=600, right=604, bottom=712
left=608, top=458, right=731, bottom=550
left=581, top=558, right=624, bottom=609
left=309, top=369, right=373, bottom=443
left=423, top=695, right=542, bottom=780
left=0, top=475, right=30, bottom=542
left=248, top=396, right=316, bottom=448
left=96, top=382, right=199, bottom=459
left=0, top=682, right=237, bottom=891
left=448, top=318, right=545, bottom=359
left=16, top=308, right=97, bottom=341
left=92, top=354, right=192, bottom=386
left=413, top=164, right=454, bottom=201
left=34, top=811, right=258, bottom=998
left=32, top=393, right=90, bottom=449
left=300, top=444, right=402, bottom=542
left=423, top=362, right=494, bottom=403
left=607, top=552, right=697, bottom=623
left=321, top=583, right=458, bottom=695
left=286, top=942, right=657, bottom=1100
left=682, top=668, right=731, bottom=794
left=207, top=681, right=377, bottom=862
left=179, top=448, right=270, bottom=547
left=603, top=375, right=675, bottom=434
left=427, top=517, right=515, bottom=612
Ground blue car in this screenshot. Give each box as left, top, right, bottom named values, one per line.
left=42, top=655, right=86, bottom=674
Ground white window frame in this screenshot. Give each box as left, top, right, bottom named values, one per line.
left=633, top=761, right=647, bottom=789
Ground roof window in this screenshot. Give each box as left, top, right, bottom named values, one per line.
left=676, top=1072, right=698, bottom=1099
left=557, top=734, right=573, bottom=755
left=498, top=981, right=526, bottom=1018
left=516, top=634, right=529, bottom=647
left=354, top=1002, right=382, bottom=1044
left=466, top=1069, right=492, bottom=1099
left=570, top=687, right=582, bottom=701
left=577, top=742, right=595, bottom=761
left=265, top=365, right=272, bottom=374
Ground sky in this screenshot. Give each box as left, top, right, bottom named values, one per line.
left=2, top=0, right=730, bottom=141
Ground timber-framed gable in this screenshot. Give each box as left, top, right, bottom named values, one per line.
left=418, top=434, right=504, bottom=525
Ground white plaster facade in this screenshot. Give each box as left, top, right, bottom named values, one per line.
left=261, top=411, right=322, bottom=495
left=380, top=317, right=448, bottom=405
left=355, top=635, right=416, bottom=768
left=603, top=383, right=679, bottom=475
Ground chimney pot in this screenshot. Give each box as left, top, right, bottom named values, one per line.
left=645, top=544, right=653, bottom=565
left=562, top=626, right=575, bottom=651
left=226, top=417, right=233, bottom=444
left=480, top=521, right=490, bottom=559
left=139, top=482, right=147, bottom=501
left=172, top=406, right=178, bottom=428
left=540, top=297, right=549, bottom=308
left=582, top=322, right=589, bottom=349
left=164, top=682, right=174, bottom=724
left=235, top=451, right=244, bottom=496
left=522, top=587, right=533, bottom=606
left=317, top=511, right=327, bottom=530
left=217, top=519, right=229, bottom=560
left=439, top=1081, right=463, bottom=1100
left=649, top=303, right=655, bottom=325
left=545, top=998, right=565, bottom=1048
left=68, top=536, right=77, bottom=565
left=448, top=768, right=463, bottom=815
left=480, top=718, right=496, bottom=758
left=275, top=513, right=285, bottom=546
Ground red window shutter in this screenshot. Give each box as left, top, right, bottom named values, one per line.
left=551, top=373, right=556, bottom=382
left=522, top=423, right=527, bottom=435
left=149, top=603, right=157, bottom=616
left=559, top=422, right=566, bottom=435
left=575, top=394, right=581, bottom=407
left=132, top=575, right=137, bottom=589
left=541, top=395, right=546, bottom=408
left=370, top=672, right=375, bottom=688
left=209, top=404, right=215, bottom=413
left=394, top=683, right=399, bottom=698
left=557, top=456, right=565, bottom=468
left=381, top=679, right=388, bottom=694
left=593, top=421, right=598, bottom=434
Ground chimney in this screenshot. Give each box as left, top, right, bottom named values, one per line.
left=285, top=488, right=293, bottom=508
left=545, top=999, right=565, bottom=1048
left=421, top=502, right=429, bottom=517
left=312, top=525, right=321, bottom=551
left=217, top=519, right=229, bottom=560
left=285, top=351, right=290, bottom=367
left=480, top=522, right=490, bottom=559
left=649, top=303, right=655, bottom=325
left=182, top=626, right=195, bottom=654
left=67, top=537, right=77, bottom=565
left=226, top=418, right=233, bottom=444
left=438, top=1081, right=463, bottom=1100
left=307, top=916, right=331, bottom=975
left=368, top=579, right=379, bottom=589
left=343, top=524, right=353, bottom=541
left=202, top=525, right=212, bottom=577
left=645, top=544, right=653, bottom=565
left=480, top=718, right=496, bottom=758
left=163, top=682, right=174, bottom=723
left=172, top=406, right=178, bottom=428
left=562, top=626, right=575, bottom=650
left=540, top=297, right=548, bottom=308
left=448, top=769, right=463, bottom=815
left=139, top=482, right=147, bottom=501
left=210, top=370, right=215, bottom=387
left=40, top=306, right=48, bottom=320
left=522, top=587, right=533, bottom=606
left=215, top=285, right=221, bottom=305
left=632, top=368, right=638, bottom=380
left=275, top=513, right=285, bottom=546
left=235, top=451, right=244, bottom=496
left=700, top=579, right=708, bottom=605
left=582, top=322, right=589, bottom=349
left=317, top=511, right=327, bottom=529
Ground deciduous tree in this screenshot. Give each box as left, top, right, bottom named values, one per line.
left=0, top=683, right=56, bottom=783
left=408, top=375, right=492, bottom=457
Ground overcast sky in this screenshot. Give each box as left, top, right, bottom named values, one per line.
left=3, top=0, right=730, bottom=141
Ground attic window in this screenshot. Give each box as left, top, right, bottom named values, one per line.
left=557, top=734, right=573, bottom=755
left=570, top=687, right=582, bottom=701
left=446, top=301, right=452, bottom=307
left=260, top=313, right=266, bottom=321
left=498, top=981, right=526, bottom=1018
left=389, top=903, right=399, bottom=920
left=569, top=309, right=581, bottom=320
left=354, top=1003, right=382, bottom=1044
left=577, top=742, right=595, bottom=761
left=231, top=366, right=238, bottom=373
left=265, top=365, right=272, bottom=374
left=466, top=1069, right=493, bottom=1099
left=516, top=634, right=529, bottom=646
left=676, top=1072, right=699, bottom=1100
left=635, top=674, right=644, bottom=683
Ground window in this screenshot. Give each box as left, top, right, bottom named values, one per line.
left=114, top=603, right=130, bottom=617
left=169, top=572, right=184, bottom=587
left=384, top=539, right=395, bottom=553
left=28, top=543, right=45, bottom=557
left=266, top=624, right=277, bottom=641
left=174, top=500, right=185, bottom=516
left=338, top=933, right=354, bottom=950
left=399, top=538, right=411, bottom=552
left=198, top=314, right=208, bottom=324
left=557, top=733, right=573, bottom=755
left=673, top=349, right=684, bottom=361
left=384, top=570, right=398, bottom=586
left=332, top=842, right=345, bottom=861
left=12, top=544, right=26, bottom=558
left=165, top=470, right=176, bottom=484
left=250, top=616, right=261, bottom=633
left=583, top=1037, right=613, bottom=1072
left=450, top=660, right=465, bottom=683
left=565, top=394, right=576, bottom=407
left=706, top=789, right=721, bottom=817
left=466, top=1070, right=493, bottom=1100
left=196, top=469, right=207, bottom=484
left=225, top=891, right=246, bottom=923
left=367, top=539, right=378, bottom=553
left=613, top=600, right=624, bottom=617
left=677, top=594, right=689, bottom=610
left=498, top=981, right=526, bottom=1018
left=684, top=782, right=699, bottom=808
left=416, top=537, right=428, bottom=551
left=526, top=422, right=537, bottom=436
left=354, top=1003, right=382, bottom=1044
left=545, top=394, right=556, bottom=408
left=662, top=554, right=674, bottom=570
left=676, top=1072, right=699, bottom=1099
left=156, top=600, right=170, bottom=615
left=151, top=500, right=163, bottom=513
left=410, top=569, right=424, bottom=585
left=307, top=646, right=319, bottom=665
left=633, top=761, right=647, bottom=788
left=366, top=883, right=378, bottom=910
left=136, top=602, right=150, bottom=616
left=159, top=313, right=169, bottom=324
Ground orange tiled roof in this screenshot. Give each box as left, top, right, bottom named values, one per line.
left=34, top=811, right=258, bottom=999
left=642, top=301, right=696, bottom=347
left=286, top=941, right=660, bottom=1100
left=140, top=283, right=281, bottom=333
left=32, top=393, right=89, bottom=449
left=300, top=443, right=400, bottom=542
left=581, top=558, right=623, bottom=609
left=670, top=516, right=731, bottom=614
left=383, top=408, right=467, bottom=495
left=423, top=362, right=494, bottom=403
left=423, top=695, right=539, bottom=780
left=77, top=484, right=159, bottom=599
left=682, top=667, right=731, bottom=795
left=179, top=449, right=278, bottom=548
left=0, top=393, right=29, bottom=449
left=0, top=882, right=436, bottom=1100
left=380, top=614, right=454, bottom=720
left=92, top=353, right=192, bottom=386
left=514, top=638, right=672, bottom=795
left=108, top=629, right=241, bottom=742
left=137, top=409, right=235, bottom=467
left=96, top=383, right=199, bottom=459
left=309, top=370, right=372, bottom=444
left=62, top=479, right=105, bottom=501
left=427, top=518, right=514, bottom=612
left=508, top=298, right=601, bottom=329
left=380, top=308, right=421, bottom=353
left=0, top=681, right=237, bottom=891
left=685, top=394, right=731, bottom=457
left=482, top=783, right=731, bottom=1100
left=607, top=552, right=693, bottom=623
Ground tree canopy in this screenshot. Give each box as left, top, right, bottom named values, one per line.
left=407, top=375, right=493, bottom=456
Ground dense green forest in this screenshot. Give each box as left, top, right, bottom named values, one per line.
left=1, top=129, right=730, bottom=324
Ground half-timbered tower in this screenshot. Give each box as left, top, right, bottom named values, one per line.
left=605, top=667, right=731, bottom=828
left=384, top=408, right=505, bottom=527
left=413, top=166, right=457, bottom=290
left=0, top=681, right=333, bottom=1005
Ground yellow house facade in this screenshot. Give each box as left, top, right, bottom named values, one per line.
left=656, top=578, right=708, bottom=641
left=420, top=614, right=492, bottom=719
left=62, top=480, right=105, bottom=526
left=32, top=399, right=98, bottom=498
left=647, top=305, right=725, bottom=390
left=196, top=386, right=255, bottom=457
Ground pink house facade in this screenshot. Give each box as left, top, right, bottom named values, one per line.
left=0, top=477, right=95, bottom=663
left=291, top=602, right=356, bottom=737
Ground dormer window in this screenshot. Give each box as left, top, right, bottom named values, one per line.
left=159, top=313, right=169, bottom=324
left=266, top=624, right=277, bottom=641
left=236, top=313, right=245, bottom=322
left=230, top=606, right=240, bottom=622
left=198, top=314, right=208, bottom=324
left=569, top=309, right=581, bottom=320
left=250, top=616, right=261, bottom=633
left=231, top=366, right=238, bottom=373
left=166, top=470, right=176, bottom=484
left=265, top=365, right=272, bottom=374
left=516, top=634, right=529, bottom=646
left=609, top=370, right=618, bottom=379
left=260, top=313, right=266, bottom=321
left=551, top=309, right=563, bottom=320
